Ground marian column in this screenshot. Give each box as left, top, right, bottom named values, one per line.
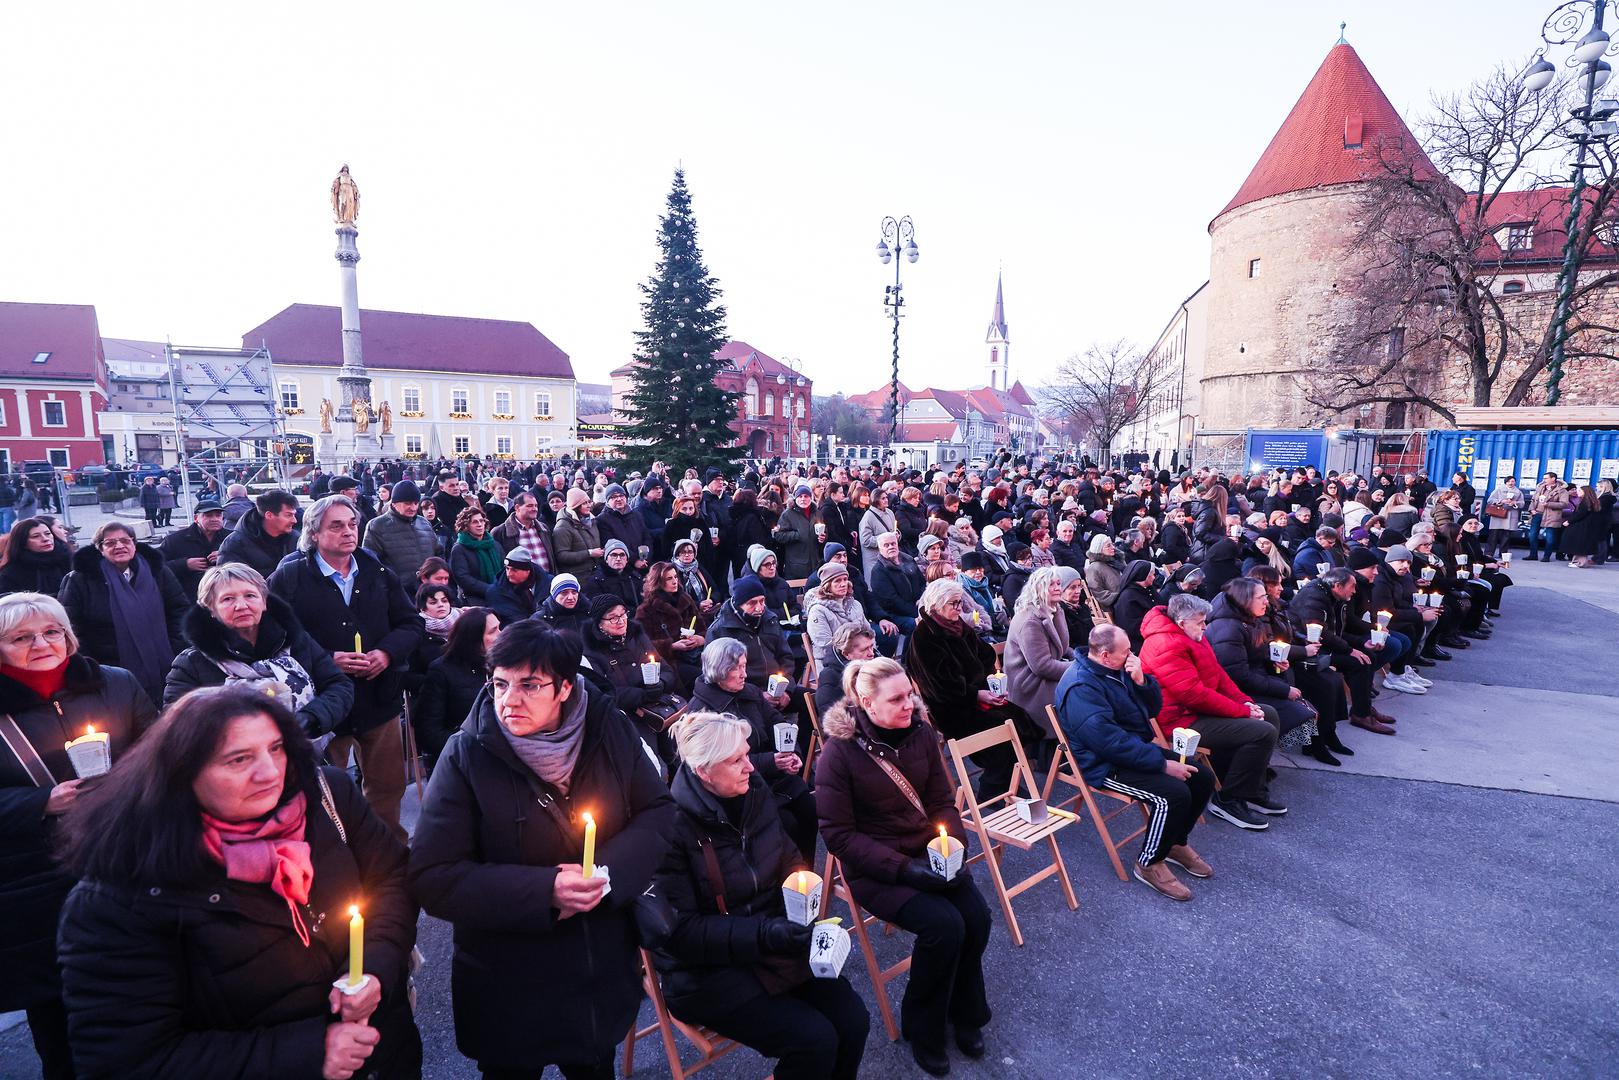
left=319, top=164, right=392, bottom=464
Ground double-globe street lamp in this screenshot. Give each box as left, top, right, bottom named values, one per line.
left=876, top=216, right=919, bottom=449
left=1521, top=1, right=1619, bottom=403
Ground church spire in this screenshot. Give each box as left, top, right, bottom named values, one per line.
left=985, top=273, right=1009, bottom=391
left=986, top=272, right=1008, bottom=341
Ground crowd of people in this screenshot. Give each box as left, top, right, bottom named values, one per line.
left=0, top=450, right=1540, bottom=1079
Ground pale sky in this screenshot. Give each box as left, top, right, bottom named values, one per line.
left=2, top=2, right=1540, bottom=396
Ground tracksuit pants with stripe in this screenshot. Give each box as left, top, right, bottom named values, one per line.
left=1099, top=747, right=1217, bottom=866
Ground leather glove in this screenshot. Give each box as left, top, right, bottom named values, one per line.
left=897, top=856, right=952, bottom=892
left=759, top=917, right=814, bottom=955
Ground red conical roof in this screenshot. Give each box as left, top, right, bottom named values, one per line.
left=1217, top=43, right=1437, bottom=220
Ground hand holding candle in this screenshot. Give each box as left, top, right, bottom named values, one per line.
left=353, top=631, right=363, bottom=653
left=348, top=904, right=364, bottom=988
left=64, top=725, right=111, bottom=779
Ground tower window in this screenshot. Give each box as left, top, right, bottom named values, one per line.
left=1248, top=258, right=1262, bottom=278
left=1505, top=225, right=1532, bottom=252
left=1502, top=281, right=1525, bottom=295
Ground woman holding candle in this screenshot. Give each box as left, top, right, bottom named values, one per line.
left=409, top=621, right=676, bottom=1080
left=163, top=563, right=354, bottom=740
left=816, top=656, right=992, bottom=1077
left=691, top=638, right=817, bottom=861
left=57, top=520, right=191, bottom=707
left=651, top=710, right=869, bottom=1080
left=1205, top=577, right=1316, bottom=756
left=636, top=561, right=706, bottom=690
left=580, top=596, right=677, bottom=726
left=0, top=592, right=156, bottom=1080
left=415, top=607, right=499, bottom=771
left=56, top=686, right=421, bottom=1079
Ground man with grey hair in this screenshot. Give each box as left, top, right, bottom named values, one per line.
left=1139, top=592, right=1282, bottom=831
left=870, top=531, right=923, bottom=639
left=268, top=494, right=423, bottom=839
left=1055, top=623, right=1215, bottom=900
left=220, top=482, right=255, bottom=530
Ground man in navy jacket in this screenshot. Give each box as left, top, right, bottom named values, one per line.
left=1054, top=624, right=1215, bottom=902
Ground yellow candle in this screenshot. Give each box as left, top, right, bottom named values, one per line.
left=688, top=615, right=697, bottom=630
left=929, top=825, right=950, bottom=856
left=353, top=631, right=363, bottom=653
left=795, top=870, right=810, bottom=895
left=347, top=904, right=364, bottom=988
left=784, top=603, right=791, bottom=618
left=582, top=812, right=597, bottom=878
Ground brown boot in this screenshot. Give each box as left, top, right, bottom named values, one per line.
left=1370, top=707, right=1398, bottom=725
left=1134, top=861, right=1192, bottom=901
left=1165, top=844, right=1213, bottom=879
left=1350, top=714, right=1397, bottom=735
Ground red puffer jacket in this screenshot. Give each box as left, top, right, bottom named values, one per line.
left=1137, top=605, right=1251, bottom=734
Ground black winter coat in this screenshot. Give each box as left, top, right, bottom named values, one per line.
left=705, top=600, right=793, bottom=688
left=58, top=767, right=421, bottom=1080
left=1288, top=579, right=1355, bottom=655
left=651, top=768, right=810, bottom=1015
left=164, top=595, right=353, bottom=738
left=582, top=620, right=677, bottom=716
left=0, top=657, right=154, bottom=1012
left=584, top=563, right=642, bottom=610
left=1158, top=521, right=1192, bottom=565
left=486, top=574, right=542, bottom=626
left=1112, top=581, right=1156, bottom=651
left=1204, top=593, right=1292, bottom=699
left=596, top=506, right=652, bottom=561
left=158, top=521, right=226, bottom=599
left=0, top=540, right=74, bottom=597
left=727, top=505, right=773, bottom=579
left=869, top=557, right=924, bottom=623
left=217, top=509, right=300, bottom=580
left=408, top=686, right=676, bottom=1068
left=535, top=595, right=591, bottom=636
left=415, top=654, right=486, bottom=759
left=690, top=677, right=810, bottom=802
left=57, top=544, right=189, bottom=688
left=267, top=548, right=425, bottom=737
left=893, top=500, right=929, bottom=556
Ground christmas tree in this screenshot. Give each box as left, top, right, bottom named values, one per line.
left=619, top=169, right=741, bottom=472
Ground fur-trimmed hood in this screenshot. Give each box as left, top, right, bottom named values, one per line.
left=70, top=539, right=165, bottom=577
left=180, top=591, right=307, bottom=661
left=820, top=691, right=930, bottom=741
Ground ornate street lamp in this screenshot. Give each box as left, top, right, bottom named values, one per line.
left=1523, top=0, right=1619, bottom=403
left=876, top=216, right=919, bottom=449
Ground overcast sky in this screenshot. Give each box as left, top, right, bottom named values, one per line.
left=2, top=2, right=1541, bottom=394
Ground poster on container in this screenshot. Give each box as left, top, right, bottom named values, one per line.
left=1601, top=459, right=1619, bottom=480
left=1471, top=458, right=1492, bottom=484
left=1498, top=458, right=1515, bottom=481
left=1572, top=459, right=1593, bottom=483
left=1521, top=459, right=1540, bottom=482
left=1547, top=458, right=1568, bottom=480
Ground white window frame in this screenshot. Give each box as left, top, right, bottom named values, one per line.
left=279, top=381, right=300, bottom=410
left=0, top=398, right=7, bottom=426
left=537, top=435, right=553, bottom=450
left=47, top=448, right=70, bottom=468
left=404, top=434, right=423, bottom=454
left=451, top=387, right=470, bottom=414
left=453, top=435, right=471, bottom=455
left=534, top=390, right=553, bottom=417
left=402, top=385, right=421, bottom=413
left=1248, top=258, right=1261, bottom=278
left=496, top=435, right=513, bottom=455
left=493, top=388, right=513, bottom=415
left=765, top=392, right=775, bottom=416
left=41, top=399, right=67, bottom=427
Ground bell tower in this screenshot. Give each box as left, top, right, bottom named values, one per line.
left=985, top=273, right=1010, bottom=391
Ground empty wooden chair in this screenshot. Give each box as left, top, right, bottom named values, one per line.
left=815, top=852, right=910, bottom=1042
left=945, top=720, right=1078, bottom=946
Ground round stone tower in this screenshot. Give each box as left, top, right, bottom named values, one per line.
left=1201, top=42, right=1436, bottom=430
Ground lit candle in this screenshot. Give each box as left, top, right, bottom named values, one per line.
left=688, top=615, right=697, bottom=630
left=929, top=825, right=950, bottom=857
left=347, top=904, right=364, bottom=988
left=64, top=725, right=111, bottom=779
left=582, top=812, right=597, bottom=878
left=794, top=870, right=810, bottom=895
left=353, top=631, right=363, bottom=653
left=1376, top=610, right=1393, bottom=629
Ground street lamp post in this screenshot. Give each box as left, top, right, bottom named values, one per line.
left=875, top=216, right=919, bottom=450
left=1523, top=0, right=1619, bottom=403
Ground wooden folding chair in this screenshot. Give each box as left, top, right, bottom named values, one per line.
left=622, top=949, right=768, bottom=1078
left=800, top=694, right=824, bottom=781
left=946, top=720, right=1079, bottom=946
left=799, top=633, right=817, bottom=689
left=816, top=852, right=910, bottom=1041
left=400, top=695, right=425, bottom=802
left=1042, top=705, right=1149, bottom=882
left=1148, top=716, right=1221, bottom=800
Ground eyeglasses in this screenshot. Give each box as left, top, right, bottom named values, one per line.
left=99, top=537, right=135, bottom=549
left=5, top=628, right=67, bottom=649
left=491, top=677, right=558, bottom=698
left=601, top=611, right=628, bottom=623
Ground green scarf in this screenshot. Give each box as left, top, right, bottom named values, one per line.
left=457, top=531, right=503, bottom=582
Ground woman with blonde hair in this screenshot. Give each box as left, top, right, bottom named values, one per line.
left=651, top=710, right=868, bottom=1079
left=1004, top=566, right=1072, bottom=743
left=816, top=657, right=992, bottom=1076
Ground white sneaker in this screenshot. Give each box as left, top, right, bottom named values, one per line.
left=1410, top=673, right=1434, bottom=687
left=1386, top=673, right=1428, bottom=695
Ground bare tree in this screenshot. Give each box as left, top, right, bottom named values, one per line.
left=1307, top=64, right=1619, bottom=423
left=1039, top=340, right=1167, bottom=465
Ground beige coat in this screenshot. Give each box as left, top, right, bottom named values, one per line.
left=1005, top=604, right=1073, bottom=736
left=1532, top=482, right=1571, bottom=527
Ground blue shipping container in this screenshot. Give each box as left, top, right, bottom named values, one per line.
left=1423, top=429, right=1619, bottom=492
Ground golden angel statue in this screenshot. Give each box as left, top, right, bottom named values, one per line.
left=331, top=165, right=360, bottom=227
left=352, top=398, right=371, bottom=434
left=378, top=400, right=392, bottom=435
left=319, top=397, right=334, bottom=433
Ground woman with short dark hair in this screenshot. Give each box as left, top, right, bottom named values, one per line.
left=57, top=687, right=421, bottom=1079
left=409, top=621, right=677, bottom=1080
left=450, top=506, right=501, bottom=600
left=415, top=606, right=498, bottom=769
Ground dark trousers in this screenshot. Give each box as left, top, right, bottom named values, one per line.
left=1099, top=747, right=1216, bottom=865
left=1297, top=664, right=1347, bottom=735
left=27, top=999, right=74, bottom=1080
left=1252, top=694, right=1314, bottom=737
left=893, top=880, right=993, bottom=1052
left=681, top=977, right=870, bottom=1080
left=1192, top=707, right=1279, bottom=801
left=1332, top=653, right=1377, bottom=717
left=481, top=1060, right=612, bottom=1080
left=1481, top=570, right=1512, bottom=611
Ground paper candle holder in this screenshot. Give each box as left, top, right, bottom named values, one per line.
left=774, top=722, right=798, bottom=753
left=64, top=728, right=110, bottom=779
left=782, top=871, right=823, bottom=926
left=1014, top=797, right=1048, bottom=824
left=1268, top=640, right=1290, bottom=663
left=1305, top=623, right=1323, bottom=643
left=766, top=673, right=790, bottom=697
left=1172, top=728, right=1201, bottom=760
left=331, top=973, right=374, bottom=997
left=1369, top=628, right=1389, bottom=647
left=1316, top=561, right=1331, bottom=576
left=927, top=834, right=965, bottom=881
left=986, top=672, right=1008, bottom=697
left=640, top=660, right=660, bottom=687
left=809, top=920, right=851, bottom=979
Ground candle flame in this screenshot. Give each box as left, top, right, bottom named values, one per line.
left=582, top=811, right=594, bottom=826
left=938, top=824, right=948, bottom=840
left=85, top=725, right=96, bottom=737
left=348, top=904, right=359, bottom=919
left=648, top=654, right=656, bottom=663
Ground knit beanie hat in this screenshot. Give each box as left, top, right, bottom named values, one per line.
left=549, top=573, right=580, bottom=600
left=1347, top=548, right=1381, bottom=570
left=817, top=560, right=849, bottom=586
left=604, top=484, right=626, bottom=500
left=730, top=575, right=767, bottom=605
left=391, top=479, right=421, bottom=503
left=603, top=539, right=629, bottom=559
left=1386, top=545, right=1414, bottom=562
left=823, top=541, right=846, bottom=561
left=567, top=489, right=591, bottom=510
left=590, top=593, right=627, bottom=622
left=748, top=544, right=775, bottom=572
left=960, top=551, right=986, bottom=571
left=917, top=534, right=943, bottom=557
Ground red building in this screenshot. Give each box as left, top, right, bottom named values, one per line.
left=612, top=340, right=813, bottom=459
left=0, top=302, right=111, bottom=473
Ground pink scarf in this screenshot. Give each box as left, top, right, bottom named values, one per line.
left=200, top=792, right=315, bottom=946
